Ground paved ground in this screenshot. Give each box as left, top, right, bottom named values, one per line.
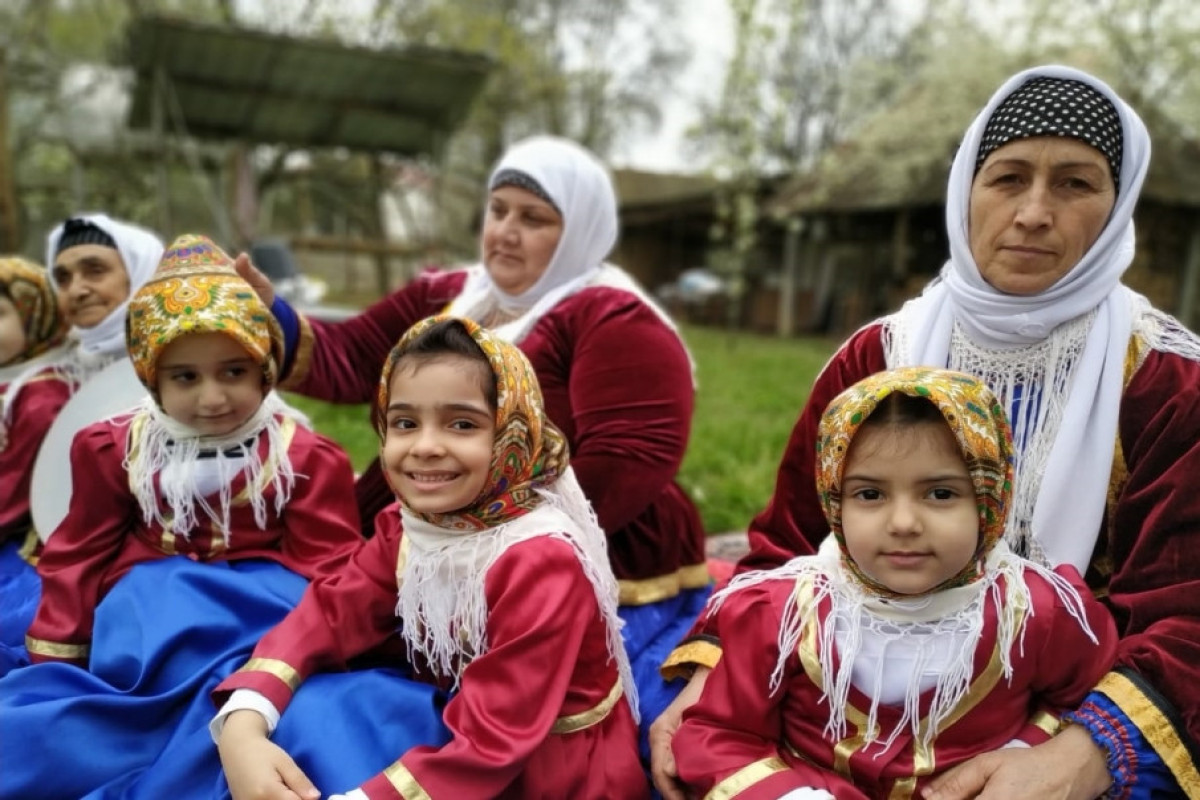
left=705, top=530, right=750, bottom=562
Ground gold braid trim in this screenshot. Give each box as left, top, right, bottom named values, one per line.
left=618, top=562, right=711, bottom=606
left=1096, top=671, right=1200, bottom=797
left=238, top=657, right=302, bottom=692
left=703, top=756, right=790, bottom=800
left=551, top=679, right=622, bottom=734
left=660, top=639, right=723, bottom=681
left=25, top=635, right=89, bottom=660
left=1029, top=708, right=1062, bottom=738
left=382, top=761, right=432, bottom=800
left=278, top=312, right=316, bottom=390
left=17, top=528, right=40, bottom=565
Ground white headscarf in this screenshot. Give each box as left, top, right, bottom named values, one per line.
left=883, top=65, right=1151, bottom=572
left=46, top=213, right=164, bottom=367
left=446, top=135, right=688, bottom=354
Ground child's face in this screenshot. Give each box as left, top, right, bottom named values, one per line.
left=156, top=332, right=264, bottom=436
left=0, top=296, right=26, bottom=365
left=52, top=244, right=131, bottom=329
left=840, top=421, right=980, bottom=595
left=382, top=355, right=496, bottom=515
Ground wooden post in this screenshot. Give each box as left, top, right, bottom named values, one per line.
left=370, top=155, right=391, bottom=297
left=0, top=49, right=20, bottom=252
left=777, top=216, right=801, bottom=338
left=1178, top=217, right=1200, bottom=332
left=152, top=65, right=173, bottom=237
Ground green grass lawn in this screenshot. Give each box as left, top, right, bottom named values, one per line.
left=283, top=324, right=837, bottom=535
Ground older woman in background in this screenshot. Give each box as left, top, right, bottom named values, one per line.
left=653, top=65, right=1200, bottom=800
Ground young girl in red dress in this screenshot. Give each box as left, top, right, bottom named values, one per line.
left=0, top=255, right=69, bottom=673
left=674, top=367, right=1117, bottom=800
left=0, top=235, right=363, bottom=800
left=214, top=315, right=647, bottom=800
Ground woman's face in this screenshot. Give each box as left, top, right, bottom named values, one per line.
left=51, top=244, right=131, bottom=328
left=481, top=186, right=564, bottom=296
left=968, top=136, right=1117, bottom=296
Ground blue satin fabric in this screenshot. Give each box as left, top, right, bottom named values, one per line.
left=619, top=585, right=712, bottom=766
left=0, top=536, right=39, bottom=676
left=0, top=557, right=306, bottom=799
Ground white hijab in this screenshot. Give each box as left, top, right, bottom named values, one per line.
left=883, top=65, right=1151, bottom=572
left=46, top=213, right=164, bottom=368
left=446, top=135, right=687, bottom=354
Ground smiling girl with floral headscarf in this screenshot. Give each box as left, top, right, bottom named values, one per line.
left=214, top=314, right=647, bottom=800
left=674, top=367, right=1116, bottom=800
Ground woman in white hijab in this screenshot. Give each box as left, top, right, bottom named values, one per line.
left=236, top=135, right=711, bottom=761
left=46, top=213, right=164, bottom=384
left=652, top=65, right=1200, bottom=800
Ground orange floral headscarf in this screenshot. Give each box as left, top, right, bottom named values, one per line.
left=125, top=234, right=283, bottom=403
left=0, top=256, right=67, bottom=365
left=375, top=314, right=569, bottom=530
left=816, top=366, right=1014, bottom=596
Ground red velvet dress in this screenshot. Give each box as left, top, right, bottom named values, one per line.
left=214, top=505, right=649, bottom=800
left=0, top=368, right=72, bottom=542
left=669, top=323, right=1200, bottom=790
left=675, top=567, right=1118, bottom=799
left=26, top=413, right=363, bottom=665
left=282, top=269, right=707, bottom=596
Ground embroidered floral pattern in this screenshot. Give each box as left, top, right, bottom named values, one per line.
left=816, top=366, right=1014, bottom=595
left=376, top=314, right=568, bottom=530
left=0, top=256, right=67, bottom=364
left=126, top=235, right=283, bottom=399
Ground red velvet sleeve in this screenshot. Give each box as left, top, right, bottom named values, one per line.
left=1104, top=349, right=1200, bottom=748
left=276, top=427, right=365, bottom=579
left=555, top=290, right=696, bottom=535
left=738, top=324, right=888, bottom=576
left=26, top=422, right=137, bottom=665
left=361, top=538, right=604, bottom=799
left=213, top=508, right=403, bottom=711
left=0, top=376, right=72, bottom=538
left=283, top=272, right=464, bottom=403
left=674, top=579, right=809, bottom=798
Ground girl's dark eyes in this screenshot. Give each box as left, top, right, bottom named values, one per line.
left=449, top=419, right=478, bottom=431
left=929, top=488, right=958, bottom=500
left=851, top=488, right=882, bottom=501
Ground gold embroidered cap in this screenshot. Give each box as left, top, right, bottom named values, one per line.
left=126, top=234, right=283, bottom=400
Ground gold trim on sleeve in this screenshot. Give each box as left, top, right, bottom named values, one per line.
left=660, top=639, right=723, bottom=681
left=1096, top=671, right=1200, bottom=796
left=25, top=635, right=89, bottom=660
left=551, top=679, right=623, bottom=734
left=278, top=313, right=316, bottom=390
left=618, top=562, right=711, bottom=606
left=1029, top=708, right=1062, bottom=738
left=383, top=761, right=432, bottom=800
left=703, top=756, right=790, bottom=800
left=238, top=657, right=302, bottom=692
left=18, top=528, right=40, bottom=565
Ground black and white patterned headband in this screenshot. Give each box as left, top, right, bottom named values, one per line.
left=489, top=168, right=560, bottom=213
left=975, top=77, right=1123, bottom=192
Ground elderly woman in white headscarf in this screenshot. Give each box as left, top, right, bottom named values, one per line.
left=46, top=213, right=164, bottom=384
left=235, top=135, right=711, bottom=762
left=652, top=65, right=1200, bottom=799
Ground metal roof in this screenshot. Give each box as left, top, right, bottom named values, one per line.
left=123, top=16, right=492, bottom=156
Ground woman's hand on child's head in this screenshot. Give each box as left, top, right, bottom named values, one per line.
left=234, top=252, right=277, bottom=307
left=218, top=710, right=320, bottom=800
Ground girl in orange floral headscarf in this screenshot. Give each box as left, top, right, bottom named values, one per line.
left=674, top=367, right=1118, bottom=800
left=214, top=315, right=648, bottom=800
left=0, top=256, right=71, bottom=675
